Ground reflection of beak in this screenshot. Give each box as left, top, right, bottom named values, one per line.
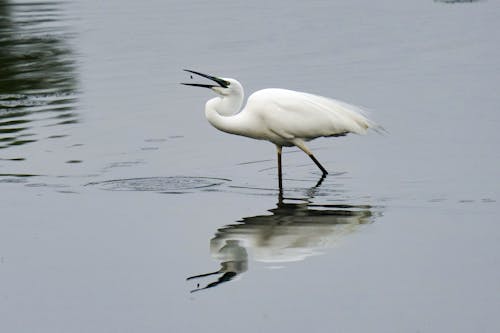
left=186, top=270, right=221, bottom=280
left=181, top=69, right=230, bottom=89
left=188, top=271, right=238, bottom=293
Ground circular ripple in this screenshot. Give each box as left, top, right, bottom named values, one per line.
left=87, top=176, right=230, bottom=192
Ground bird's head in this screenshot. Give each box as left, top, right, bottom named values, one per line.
left=181, top=69, right=242, bottom=97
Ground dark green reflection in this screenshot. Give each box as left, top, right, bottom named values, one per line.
left=188, top=194, right=377, bottom=293
left=0, top=1, right=78, bottom=150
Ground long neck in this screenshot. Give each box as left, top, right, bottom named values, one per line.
left=205, top=95, right=247, bottom=136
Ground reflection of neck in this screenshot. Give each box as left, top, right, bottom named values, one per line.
left=187, top=240, right=248, bottom=293
left=187, top=260, right=245, bottom=293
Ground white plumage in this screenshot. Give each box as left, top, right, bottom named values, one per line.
left=245, top=88, right=375, bottom=142
left=182, top=70, right=380, bottom=189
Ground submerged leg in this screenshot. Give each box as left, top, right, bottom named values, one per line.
left=276, top=145, right=283, bottom=190
left=293, top=140, right=329, bottom=176
left=314, top=173, right=327, bottom=188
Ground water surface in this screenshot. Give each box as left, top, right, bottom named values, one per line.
left=0, top=0, right=499, bottom=332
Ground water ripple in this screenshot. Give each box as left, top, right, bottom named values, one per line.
left=0, top=1, right=79, bottom=150
left=87, top=176, right=231, bottom=193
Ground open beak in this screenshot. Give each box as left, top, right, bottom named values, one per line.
left=181, top=69, right=230, bottom=89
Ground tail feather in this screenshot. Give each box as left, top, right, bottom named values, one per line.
left=332, top=99, right=386, bottom=135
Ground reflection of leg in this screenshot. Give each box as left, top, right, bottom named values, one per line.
left=293, top=139, right=329, bottom=176
left=276, top=145, right=283, bottom=190
left=314, top=173, right=327, bottom=188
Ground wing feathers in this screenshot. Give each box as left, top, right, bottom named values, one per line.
left=247, top=89, right=379, bottom=140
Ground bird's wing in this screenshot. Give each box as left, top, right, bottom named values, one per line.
left=246, top=89, right=378, bottom=140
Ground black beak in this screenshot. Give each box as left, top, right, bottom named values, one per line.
left=181, top=69, right=230, bottom=89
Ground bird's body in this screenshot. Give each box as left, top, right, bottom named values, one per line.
left=182, top=70, right=380, bottom=189
left=207, top=88, right=374, bottom=146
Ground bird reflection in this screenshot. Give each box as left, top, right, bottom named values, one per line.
left=187, top=188, right=377, bottom=293
left=187, top=240, right=248, bottom=292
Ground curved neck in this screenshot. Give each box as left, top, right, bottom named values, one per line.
left=210, top=91, right=243, bottom=116
left=205, top=95, right=246, bottom=135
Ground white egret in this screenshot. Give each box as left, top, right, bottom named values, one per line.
left=182, top=69, right=381, bottom=189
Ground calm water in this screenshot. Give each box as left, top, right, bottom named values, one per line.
left=1, top=0, right=499, bottom=332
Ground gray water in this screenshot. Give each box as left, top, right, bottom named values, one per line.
left=1, top=0, right=499, bottom=332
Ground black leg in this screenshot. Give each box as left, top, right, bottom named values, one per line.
left=292, top=139, right=329, bottom=177
left=277, top=146, right=283, bottom=190
left=308, top=153, right=329, bottom=176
